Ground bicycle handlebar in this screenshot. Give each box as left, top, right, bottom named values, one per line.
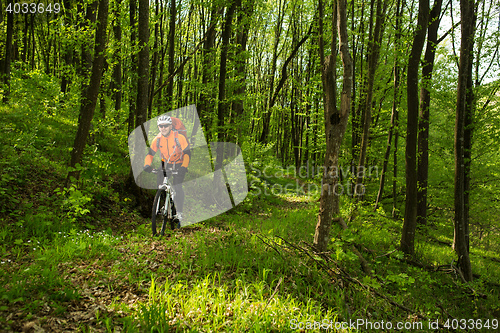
left=152, top=168, right=178, bottom=175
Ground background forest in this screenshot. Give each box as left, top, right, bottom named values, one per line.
left=1, top=0, right=500, bottom=331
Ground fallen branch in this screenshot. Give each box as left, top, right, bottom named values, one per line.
left=255, top=234, right=284, bottom=259
left=375, top=249, right=397, bottom=258
left=274, top=235, right=450, bottom=329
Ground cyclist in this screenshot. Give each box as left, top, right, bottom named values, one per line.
left=143, top=115, right=189, bottom=223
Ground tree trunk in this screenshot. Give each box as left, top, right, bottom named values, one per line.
left=22, top=13, right=28, bottom=64
left=197, top=5, right=218, bottom=141
left=231, top=0, right=254, bottom=143
left=79, top=0, right=98, bottom=79
left=67, top=0, right=109, bottom=184
left=135, top=0, right=149, bottom=129
left=260, top=23, right=313, bottom=145
left=213, top=2, right=236, bottom=196
left=166, top=0, right=176, bottom=110
left=111, top=0, right=122, bottom=112
left=217, top=3, right=236, bottom=144
left=355, top=0, right=387, bottom=197
left=148, top=0, right=160, bottom=118
left=350, top=0, right=366, bottom=185
left=453, top=0, right=476, bottom=282
left=417, top=0, right=442, bottom=225
left=400, top=0, right=429, bottom=256
left=128, top=0, right=138, bottom=135
left=61, top=0, right=74, bottom=93
left=314, top=0, right=352, bottom=252
left=374, top=0, right=403, bottom=212
left=259, top=0, right=286, bottom=144
left=2, top=4, right=13, bottom=100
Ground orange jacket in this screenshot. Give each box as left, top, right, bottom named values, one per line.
left=144, top=131, right=190, bottom=168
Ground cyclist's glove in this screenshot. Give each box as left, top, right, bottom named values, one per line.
left=143, top=165, right=153, bottom=173
left=178, top=166, right=188, bottom=178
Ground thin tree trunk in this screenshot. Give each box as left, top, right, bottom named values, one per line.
left=260, top=22, right=313, bottom=145
left=22, top=13, right=28, bottom=64
left=166, top=0, right=177, bottom=110
left=67, top=0, right=109, bottom=184
left=355, top=0, right=387, bottom=197
left=231, top=0, right=254, bottom=142
left=148, top=0, right=160, bottom=118
left=61, top=0, right=74, bottom=93
left=214, top=2, right=236, bottom=196
left=259, top=0, right=286, bottom=144
left=197, top=5, right=218, bottom=141
left=111, top=0, right=122, bottom=112
left=2, top=4, right=13, bottom=100
left=417, top=0, right=442, bottom=225
left=374, top=69, right=399, bottom=210
left=400, top=0, right=429, bottom=256
left=79, top=1, right=98, bottom=79
left=135, top=0, right=149, bottom=129
left=453, top=0, right=476, bottom=282
left=217, top=3, right=236, bottom=144
left=351, top=0, right=366, bottom=183
left=374, top=0, right=403, bottom=211
left=127, top=0, right=138, bottom=135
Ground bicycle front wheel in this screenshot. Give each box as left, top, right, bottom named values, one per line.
left=152, top=189, right=171, bottom=236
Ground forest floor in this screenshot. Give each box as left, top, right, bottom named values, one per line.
left=1, top=175, right=500, bottom=332
left=1, top=99, right=500, bottom=332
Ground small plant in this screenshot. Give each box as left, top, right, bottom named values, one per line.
left=54, top=182, right=93, bottom=221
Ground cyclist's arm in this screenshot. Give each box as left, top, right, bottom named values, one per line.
left=144, top=137, right=159, bottom=167
left=179, top=135, right=190, bottom=168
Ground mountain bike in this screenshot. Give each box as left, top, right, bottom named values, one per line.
left=151, top=168, right=180, bottom=236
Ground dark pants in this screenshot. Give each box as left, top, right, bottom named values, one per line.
left=156, top=163, right=186, bottom=213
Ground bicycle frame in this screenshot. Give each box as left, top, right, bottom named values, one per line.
left=152, top=167, right=178, bottom=236
left=158, top=172, right=175, bottom=217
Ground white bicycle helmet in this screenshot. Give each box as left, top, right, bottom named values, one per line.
left=157, top=115, right=172, bottom=126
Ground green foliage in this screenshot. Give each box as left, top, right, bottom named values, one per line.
left=9, top=65, right=63, bottom=117
left=55, top=184, right=93, bottom=221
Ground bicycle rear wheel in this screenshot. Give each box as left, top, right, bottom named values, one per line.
left=152, top=189, right=171, bottom=236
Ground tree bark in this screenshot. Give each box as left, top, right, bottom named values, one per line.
left=111, top=0, right=122, bottom=112
left=314, top=0, right=352, bottom=252
left=67, top=0, right=109, bottom=184
left=217, top=2, right=236, bottom=144
left=453, top=0, right=476, bottom=282
left=166, top=0, right=177, bottom=110
left=79, top=0, right=98, bottom=79
left=2, top=3, right=13, bottom=99
left=135, top=0, right=149, bottom=129
left=197, top=5, right=218, bottom=141
left=417, top=0, right=442, bottom=225
left=213, top=2, right=237, bottom=196
left=400, top=0, right=429, bottom=256
left=61, top=0, right=74, bottom=93
left=258, top=0, right=286, bottom=144
left=148, top=0, right=160, bottom=118
left=231, top=0, right=254, bottom=143
left=355, top=0, right=387, bottom=197
left=374, top=0, right=403, bottom=212
left=127, top=0, right=138, bottom=135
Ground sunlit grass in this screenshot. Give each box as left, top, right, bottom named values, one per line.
left=135, top=273, right=341, bottom=332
